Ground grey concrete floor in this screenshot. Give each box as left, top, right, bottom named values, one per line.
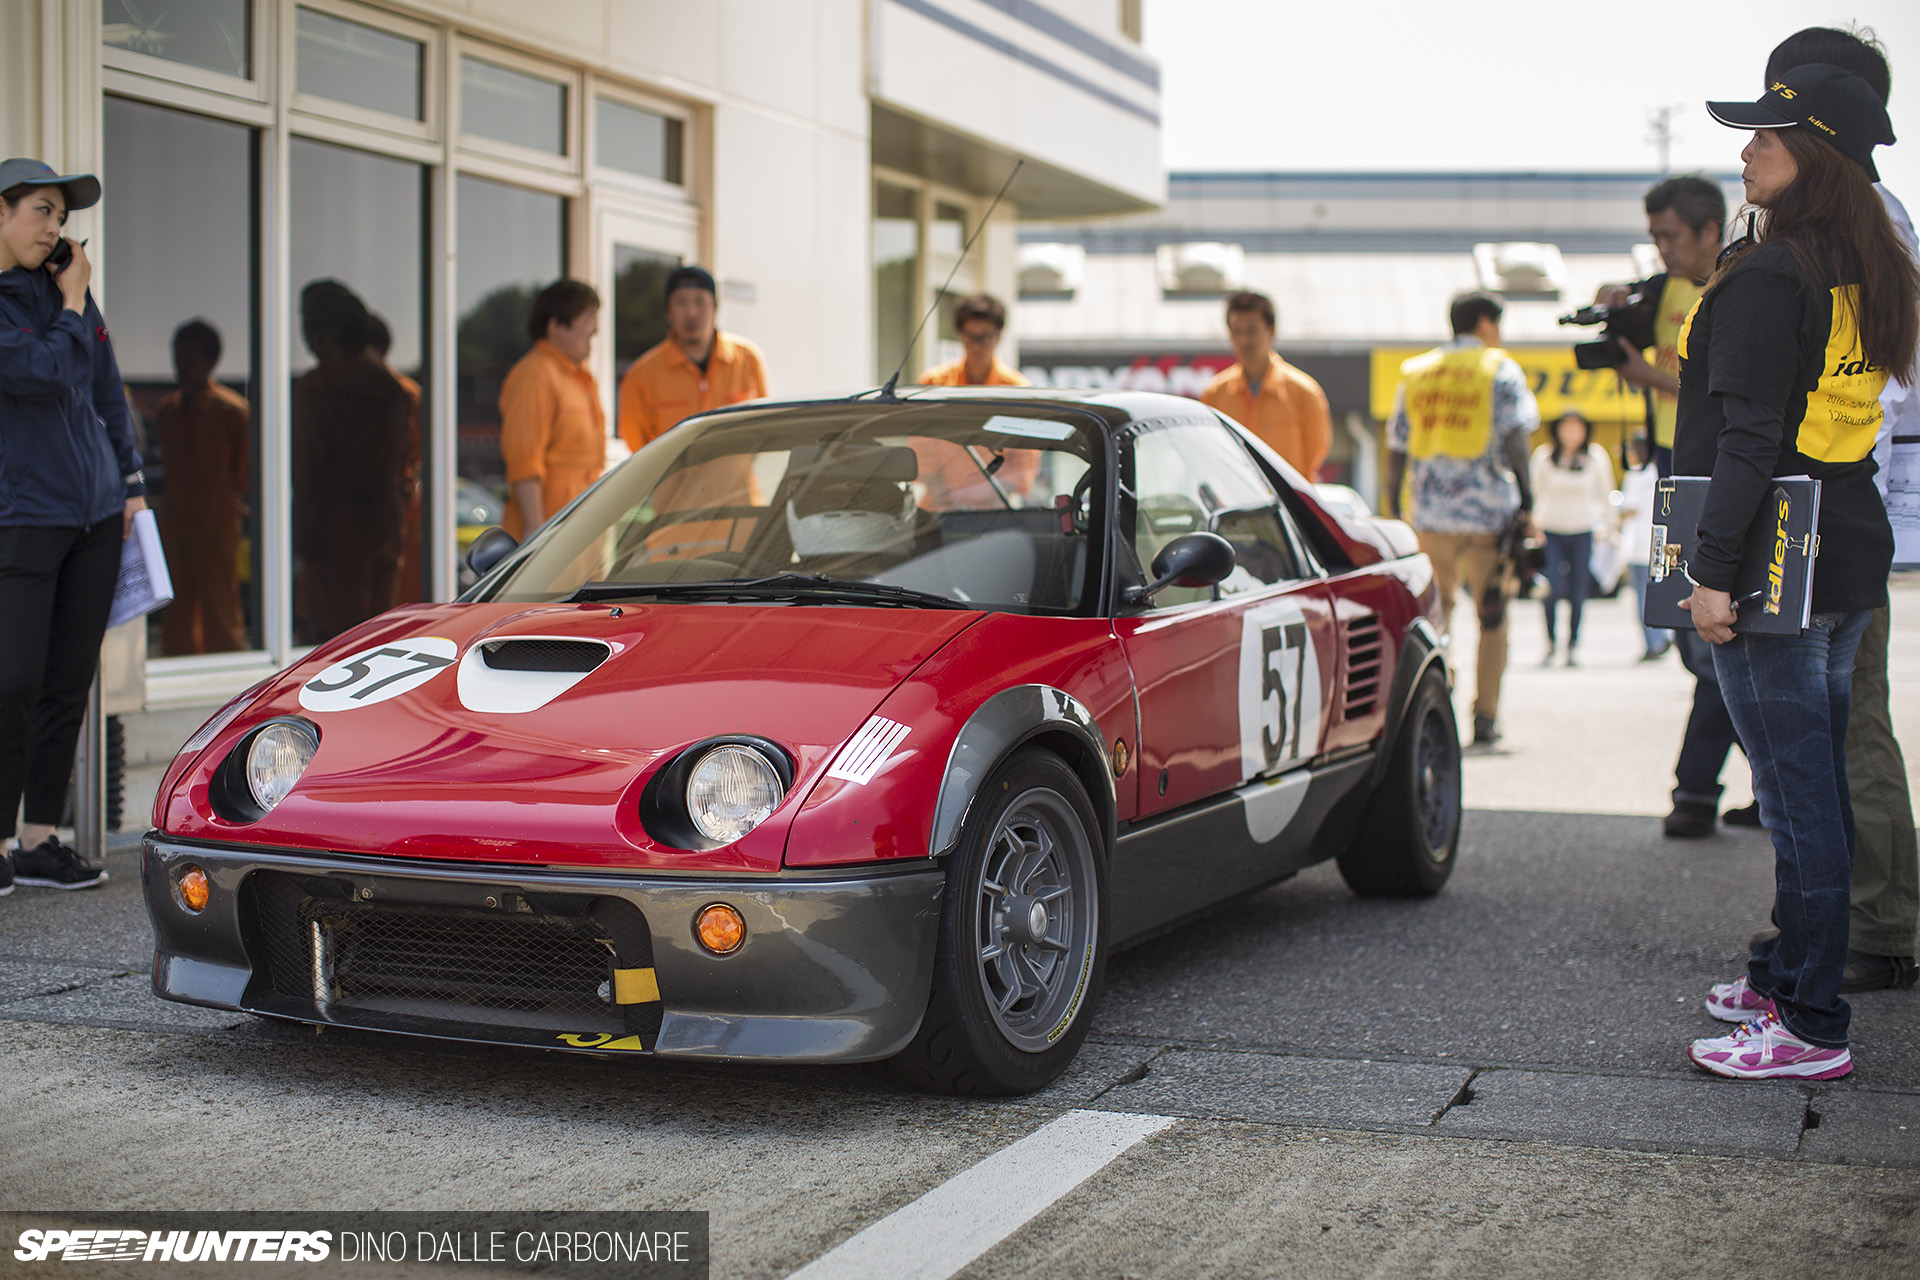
left=3, top=584, right=1918, bottom=1278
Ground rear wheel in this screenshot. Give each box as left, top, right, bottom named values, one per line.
left=893, top=748, right=1106, bottom=1095
left=1337, top=666, right=1461, bottom=897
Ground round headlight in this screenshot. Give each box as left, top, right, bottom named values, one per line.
left=245, top=722, right=318, bottom=813
left=686, top=745, right=785, bottom=843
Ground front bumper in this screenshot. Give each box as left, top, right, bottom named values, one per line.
left=142, top=835, right=944, bottom=1063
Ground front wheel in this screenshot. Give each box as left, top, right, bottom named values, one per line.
left=1337, top=665, right=1461, bottom=897
left=893, top=748, right=1106, bottom=1095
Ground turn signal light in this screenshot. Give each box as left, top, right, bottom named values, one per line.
left=176, top=865, right=210, bottom=913
left=694, top=903, right=745, bottom=955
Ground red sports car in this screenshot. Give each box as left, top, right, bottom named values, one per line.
left=144, top=388, right=1457, bottom=1094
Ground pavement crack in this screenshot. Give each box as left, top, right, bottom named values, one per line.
left=1796, top=1090, right=1824, bottom=1151
left=1430, top=1068, right=1483, bottom=1125
left=1084, top=1045, right=1171, bottom=1103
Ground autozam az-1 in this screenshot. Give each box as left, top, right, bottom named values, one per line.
left=145, top=388, right=1459, bottom=1094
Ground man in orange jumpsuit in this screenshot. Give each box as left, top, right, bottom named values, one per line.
left=367, top=314, right=422, bottom=604
left=155, top=319, right=249, bottom=654
left=914, top=293, right=1039, bottom=507
left=617, top=266, right=765, bottom=451
left=499, top=279, right=605, bottom=540
left=1200, top=290, right=1332, bottom=479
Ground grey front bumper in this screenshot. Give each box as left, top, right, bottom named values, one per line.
left=143, top=835, right=945, bottom=1063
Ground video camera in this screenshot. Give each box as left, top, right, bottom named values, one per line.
left=1558, top=290, right=1658, bottom=371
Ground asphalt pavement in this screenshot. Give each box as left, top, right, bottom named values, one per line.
left=2, top=583, right=1918, bottom=1279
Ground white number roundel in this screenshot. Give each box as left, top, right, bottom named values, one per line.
left=298, top=637, right=458, bottom=712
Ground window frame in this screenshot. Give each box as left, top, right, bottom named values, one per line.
left=452, top=37, right=580, bottom=178
left=284, top=0, right=439, bottom=148
left=587, top=80, right=694, bottom=201
left=102, top=0, right=269, bottom=104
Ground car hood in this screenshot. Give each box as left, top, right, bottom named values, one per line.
left=160, top=601, right=985, bottom=870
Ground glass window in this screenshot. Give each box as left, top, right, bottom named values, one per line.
left=454, top=176, right=567, bottom=561
left=462, top=57, right=565, bottom=155
left=596, top=98, right=682, bottom=184
left=104, top=0, right=250, bottom=79
left=104, top=97, right=260, bottom=658
left=289, top=137, right=428, bottom=644
left=612, top=245, right=680, bottom=388
left=295, top=7, right=422, bottom=121
left=1214, top=508, right=1304, bottom=594
left=874, top=182, right=918, bottom=383
left=1129, top=421, right=1279, bottom=606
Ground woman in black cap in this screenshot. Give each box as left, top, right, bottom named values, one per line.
left=0, top=158, right=143, bottom=893
left=1677, top=67, right=1918, bottom=1079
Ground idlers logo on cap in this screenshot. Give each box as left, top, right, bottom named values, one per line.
left=1706, top=63, right=1896, bottom=181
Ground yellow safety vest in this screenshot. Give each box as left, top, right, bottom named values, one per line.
left=1649, top=275, right=1703, bottom=450
left=1400, top=346, right=1505, bottom=460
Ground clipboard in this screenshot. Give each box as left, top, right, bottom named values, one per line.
left=1642, top=475, right=1819, bottom=636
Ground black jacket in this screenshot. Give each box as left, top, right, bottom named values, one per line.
left=0, top=262, right=142, bottom=528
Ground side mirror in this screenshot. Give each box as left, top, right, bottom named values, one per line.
left=465, top=526, right=519, bottom=579
left=1127, top=531, right=1237, bottom=605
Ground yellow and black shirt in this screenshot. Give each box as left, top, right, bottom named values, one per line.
left=1672, top=241, right=1893, bottom=613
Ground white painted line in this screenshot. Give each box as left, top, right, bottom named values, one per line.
left=787, top=1109, right=1175, bottom=1280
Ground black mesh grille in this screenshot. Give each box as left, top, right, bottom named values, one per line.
left=480, top=640, right=608, bottom=673
left=247, top=872, right=632, bottom=1028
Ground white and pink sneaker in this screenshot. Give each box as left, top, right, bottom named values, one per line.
left=1688, top=1010, right=1852, bottom=1081
left=1704, top=974, right=1775, bottom=1023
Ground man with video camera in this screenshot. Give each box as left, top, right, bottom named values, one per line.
left=1589, top=176, right=1726, bottom=477
left=1586, top=176, right=1746, bottom=840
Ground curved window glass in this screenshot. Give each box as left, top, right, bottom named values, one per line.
left=479, top=404, right=1104, bottom=615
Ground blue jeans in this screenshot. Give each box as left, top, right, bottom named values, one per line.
left=1713, top=611, right=1872, bottom=1049
left=1625, top=564, right=1670, bottom=656
left=1541, top=530, right=1592, bottom=647
left=1673, top=628, right=1742, bottom=805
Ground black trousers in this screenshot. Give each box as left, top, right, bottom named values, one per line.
left=0, top=518, right=122, bottom=838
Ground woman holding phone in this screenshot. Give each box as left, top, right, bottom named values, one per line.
left=0, top=158, right=143, bottom=894
left=1674, top=69, right=1916, bottom=1079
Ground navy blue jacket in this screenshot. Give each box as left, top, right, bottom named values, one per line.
left=0, top=262, right=143, bottom=528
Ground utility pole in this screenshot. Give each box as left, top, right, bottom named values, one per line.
left=1646, top=105, right=1683, bottom=174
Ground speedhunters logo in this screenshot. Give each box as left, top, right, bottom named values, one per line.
left=2, top=1213, right=707, bottom=1276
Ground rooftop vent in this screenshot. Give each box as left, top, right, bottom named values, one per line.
left=1472, top=241, right=1566, bottom=299
left=1018, top=242, right=1085, bottom=297
left=1158, top=242, right=1245, bottom=294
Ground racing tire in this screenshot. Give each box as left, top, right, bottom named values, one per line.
left=1336, top=666, right=1461, bottom=898
left=892, top=748, right=1107, bottom=1096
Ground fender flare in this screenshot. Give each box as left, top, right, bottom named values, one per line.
left=1369, top=618, right=1449, bottom=792
left=929, top=684, right=1117, bottom=860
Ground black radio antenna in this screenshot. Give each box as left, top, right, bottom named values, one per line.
left=874, top=158, right=1025, bottom=402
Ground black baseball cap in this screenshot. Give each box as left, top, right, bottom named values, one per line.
left=664, top=265, right=717, bottom=301
left=1706, top=63, right=1895, bottom=181
left=0, top=157, right=101, bottom=210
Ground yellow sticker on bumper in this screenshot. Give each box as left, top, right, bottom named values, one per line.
left=613, top=967, right=660, bottom=1004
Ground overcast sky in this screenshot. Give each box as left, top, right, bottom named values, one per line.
left=1143, top=2, right=1920, bottom=209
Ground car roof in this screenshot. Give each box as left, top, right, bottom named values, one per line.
left=679, top=385, right=1216, bottom=437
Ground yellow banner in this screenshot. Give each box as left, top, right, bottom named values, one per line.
left=1370, top=346, right=1649, bottom=425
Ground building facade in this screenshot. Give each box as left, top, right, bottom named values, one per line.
left=4, top=0, right=1158, bottom=710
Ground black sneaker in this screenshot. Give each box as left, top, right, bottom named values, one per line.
left=1841, top=951, right=1919, bottom=994
left=1472, top=714, right=1500, bottom=745
left=10, top=835, right=107, bottom=889
left=1663, top=800, right=1717, bottom=838
left=1722, top=801, right=1763, bottom=828
left=0, top=848, right=12, bottom=896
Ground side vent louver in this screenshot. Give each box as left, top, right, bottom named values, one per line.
left=1341, top=615, right=1384, bottom=719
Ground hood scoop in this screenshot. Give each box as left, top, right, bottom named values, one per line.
left=457, top=636, right=613, bottom=714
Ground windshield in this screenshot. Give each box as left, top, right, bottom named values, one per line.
left=480, top=402, right=1104, bottom=614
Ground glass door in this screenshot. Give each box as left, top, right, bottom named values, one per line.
left=593, top=206, right=696, bottom=460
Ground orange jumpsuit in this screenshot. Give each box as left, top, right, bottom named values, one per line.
left=155, top=381, right=250, bottom=654
left=499, top=339, right=607, bottom=540
left=911, top=358, right=1041, bottom=506
left=1200, top=352, right=1332, bottom=480
left=617, top=330, right=767, bottom=451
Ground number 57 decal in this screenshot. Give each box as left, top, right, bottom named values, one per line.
left=299, top=637, right=457, bottom=712
left=1238, top=602, right=1322, bottom=781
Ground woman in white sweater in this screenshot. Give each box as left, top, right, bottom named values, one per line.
left=1529, top=411, right=1614, bottom=665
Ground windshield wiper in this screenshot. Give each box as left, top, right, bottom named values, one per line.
left=565, top=573, right=974, bottom=610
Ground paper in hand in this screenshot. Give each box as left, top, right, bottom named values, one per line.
left=108, top=508, right=174, bottom=629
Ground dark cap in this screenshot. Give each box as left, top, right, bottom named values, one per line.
left=664, top=265, right=717, bottom=301
left=0, top=157, right=101, bottom=210
left=1706, top=63, right=1894, bottom=181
